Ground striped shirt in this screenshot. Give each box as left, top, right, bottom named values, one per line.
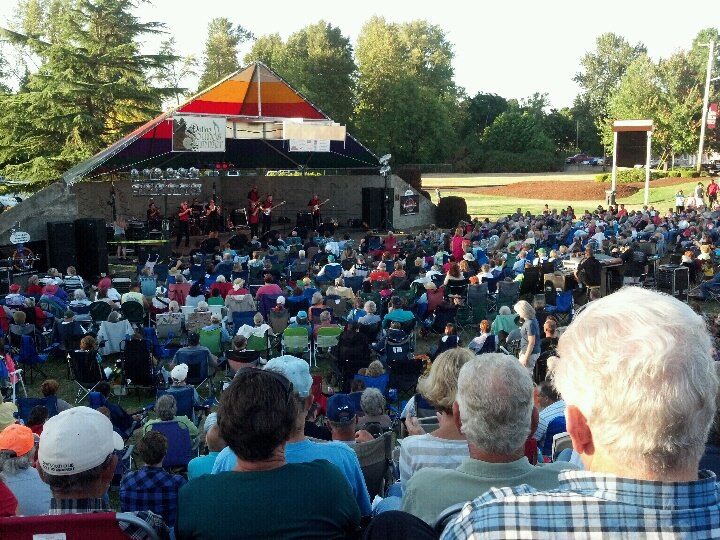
left=441, top=470, right=720, bottom=540
left=399, top=434, right=469, bottom=490
left=534, top=399, right=565, bottom=447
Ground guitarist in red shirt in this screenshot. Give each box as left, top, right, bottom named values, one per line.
left=261, top=195, right=274, bottom=235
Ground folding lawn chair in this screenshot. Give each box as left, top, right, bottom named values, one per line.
left=67, top=349, right=106, bottom=404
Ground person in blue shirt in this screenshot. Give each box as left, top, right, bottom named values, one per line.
left=187, top=413, right=226, bottom=480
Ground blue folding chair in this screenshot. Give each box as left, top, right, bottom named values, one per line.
left=16, top=335, right=49, bottom=384
left=232, top=310, right=257, bottom=332
left=174, top=348, right=213, bottom=399
left=148, top=420, right=193, bottom=469
left=16, top=396, right=58, bottom=424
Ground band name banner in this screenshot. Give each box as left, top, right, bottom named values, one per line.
left=400, top=194, right=419, bottom=216
left=709, top=103, right=718, bottom=129
left=289, top=139, right=331, bottom=152
left=172, top=116, right=226, bottom=152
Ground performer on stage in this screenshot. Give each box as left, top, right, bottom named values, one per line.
left=308, top=193, right=322, bottom=230
left=176, top=201, right=191, bottom=249
left=146, top=201, right=162, bottom=232
left=247, top=185, right=260, bottom=210
left=261, top=195, right=274, bottom=235
left=248, top=200, right=261, bottom=239
left=205, top=199, right=222, bottom=233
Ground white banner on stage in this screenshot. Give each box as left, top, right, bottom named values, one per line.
left=289, top=139, right=331, bottom=152
left=172, top=116, right=226, bottom=152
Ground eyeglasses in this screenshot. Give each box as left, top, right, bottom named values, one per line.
left=235, top=367, right=294, bottom=403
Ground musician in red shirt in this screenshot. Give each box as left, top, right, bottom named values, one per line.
left=308, top=194, right=322, bottom=230
left=176, top=201, right=191, bottom=248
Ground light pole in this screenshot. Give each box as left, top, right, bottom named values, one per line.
left=697, top=41, right=718, bottom=172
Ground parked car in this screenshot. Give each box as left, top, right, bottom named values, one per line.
left=565, top=153, right=592, bottom=164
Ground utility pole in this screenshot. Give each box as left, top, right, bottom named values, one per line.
left=697, top=41, right=715, bottom=173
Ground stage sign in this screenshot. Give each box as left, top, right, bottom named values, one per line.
left=172, top=116, right=226, bottom=152
left=289, top=139, right=331, bottom=152
left=709, top=103, right=717, bottom=129
left=400, top=194, right=419, bottom=216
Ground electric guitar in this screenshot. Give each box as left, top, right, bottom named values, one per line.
left=263, top=201, right=286, bottom=216
left=311, top=199, right=331, bottom=212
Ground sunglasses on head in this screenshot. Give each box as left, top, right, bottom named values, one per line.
left=236, top=367, right=293, bottom=403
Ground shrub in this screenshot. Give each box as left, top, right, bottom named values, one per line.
left=436, top=196, right=470, bottom=228
left=680, top=170, right=700, bottom=178
left=595, top=173, right=609, bottom=182
left=666, top=170, right=682, bottom=178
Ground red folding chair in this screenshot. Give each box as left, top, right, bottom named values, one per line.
left=0, top=512, right=160, bottom=540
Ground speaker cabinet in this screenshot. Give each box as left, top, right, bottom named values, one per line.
left=362, top=187, right=391, bottom=229
left=47, top=222, right=77, bottom=272
left=74, top=218, right=108, bottom=278
left=657, top=264, right=689, bottom=302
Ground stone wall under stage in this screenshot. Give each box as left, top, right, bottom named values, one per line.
left=0, top=174, right=436, bottom=254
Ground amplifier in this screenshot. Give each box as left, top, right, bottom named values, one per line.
left=657, top=264, right=689, bottom=302
left=544, top=272, right=577, bottom=292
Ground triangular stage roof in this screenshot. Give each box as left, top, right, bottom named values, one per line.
left=63, top=62, right=379, bottom=182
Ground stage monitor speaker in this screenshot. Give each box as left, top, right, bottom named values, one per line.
left=74, top=218, right=108, bottom=278
left=47, top=222, right=77, bottom=272
left=136, top=242, right=172, bottom=264
left=657, top=264, right=689, bottom=302
left=362, top=187, right=386, bottom=229
left=296, top=212, right=313, bottom=228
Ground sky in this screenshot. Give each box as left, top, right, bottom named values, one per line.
left=1, top=0, right=719, bottom=109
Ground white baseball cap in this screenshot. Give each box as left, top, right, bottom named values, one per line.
left=39, top=407, right=123, bottom=476
left=171, top=363, right=189, bottom=382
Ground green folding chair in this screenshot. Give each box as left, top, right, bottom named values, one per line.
left=281, top=327, right=312, bottom=366
left=314, top=325, right=343, bottom=363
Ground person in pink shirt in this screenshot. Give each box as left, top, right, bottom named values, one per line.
left=255, top=274, right=282, bottom=300
left=451, top=227, right=465, bottom=261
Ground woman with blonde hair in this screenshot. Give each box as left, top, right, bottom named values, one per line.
left=514, top=299, right=541, bottom=372
left=399, top=348, right=474, bottom=489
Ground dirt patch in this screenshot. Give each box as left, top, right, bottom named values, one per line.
left=457, top=176, right=692, bottom=201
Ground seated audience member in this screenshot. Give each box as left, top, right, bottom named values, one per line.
left=171, top=333, right=219, bottom=379
left=534, top=378, right=565, bottom=452
left=206, top=288, right=224, bottom=306
left=63, top=266, right=84, bottom=293
left=94, top=381, right=141, bottom=439
left=26, top=405, right=49, bottom=435
left=313, top=310, right=336, bottom=339
left=358, top=301, right=381, bottom=326
left=51, top=310, right=86, bottom=351
left=541, top=317, right=559, bottom=352
left=255, top=274, right=282, bottom=300
left=40, top=379, right=71, bottom=413
left=430, top=322, right=461, bottom=360
left=382, top=296, right=415, bottom=328
left=369, top=262, right=391, bottom=282
left=326, top=277, right=355, bottom=301
left=25, top=275, right=43, bottom=296
left=4, top=283, right=25, bottom=308
left=120, top=430, right=186, bottom=527
left=121, top=282, right=145, bottom=307
left=437, top=287, right=720, bottom=538
left=325, top=394, right=360, bottom=445
left=188, top=413, right=226, bottom=480
left=0, top=424, right=52, bottom=515
left=211, top=356, right=372, bottom=516
left=235, top=312, right=273, bottom=340
left=179, top=359, right=362, bottom=537
left=143, top=393, right=199, bottom=444
left=201, top=313, right=231, bottom=345
left=287, top=311, right=313, bottom=336
left=468, top=319, right=496, bottom=355
left=316, top=255, right=343, bottom=283
left=401, top=353, right=574, bottom=524
left=184, top=283, right=206, bottom=310
left=490, top=305, right=516, bottom=336
left=304, top=402, right=331, bottom=441
left=399, top=349, right=474, bottom=489
left=356, top=388, right=392, bottom=431
left=38, top=407, right=168, bottom=538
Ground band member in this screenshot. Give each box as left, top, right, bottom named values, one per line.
left=261, top=195, right=274, bottom=235
left=205, top=199, right=222, bottom=233
left=190, top=197, right=203, bottom=216
left=176, top=201, right=191, bottom=248
left=146, top=201, right=161, bottom=232
left=247, top=185, right=260, bottom=210
left=308, top=194, right=322, bottom=230
left=248, top=200, right=261, bottom=239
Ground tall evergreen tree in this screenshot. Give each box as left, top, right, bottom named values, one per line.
left=197, top=17, right=253, bottom=91
left=0, top=0, right=177, bottom=181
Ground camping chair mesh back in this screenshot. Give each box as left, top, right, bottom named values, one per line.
left=16, top=396, right=58, bottom=424
left=198, top=327, right=223, bottom=356
left=16, top=334, right=48, bottom=384
left=353, top=372, right=389, bottom=395
left=354, top=431, right=394, bottom=500
left=496, top=280, right=520, bottom=310
left=282, top=327, right=311, bottom=363
left=231, top=310, right=257, bottom=332
left=246, top=331, right=270, bottom=360
left=120, top=301, right=145, bottom=326
left=149, top=420, right=193, bottom=469
left=157, top=387, right=196, bottom=420
left=174, top=348, right=213, bottom=398
left=68, top=350, right=105, bottom=403
left=186, top=311, right=212, bottom=335
left=324, top=295, right=349, bottom=321
left=226, top=350, right=262, bottom=376
left=268, top=309, right=289, bottom=334
left=314, top=326, right=343, bottom=358
left=121, top=338, right=156, bottom=390
left=467, top=283, right=488, bottom=323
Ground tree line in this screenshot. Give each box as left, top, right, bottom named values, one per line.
left=0, top=0, right=717, bottom=186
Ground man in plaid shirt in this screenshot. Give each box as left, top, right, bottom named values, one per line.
left=120, top=431, right=186, bottom=528
left=38, top=407, right=168, bottom=539
left=441, top=287, right=720, bottom=539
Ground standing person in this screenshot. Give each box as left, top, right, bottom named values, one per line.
left=675, top=190, right=685, bottom=213
left=176, top=201, right=191, bottom=250
left=247, top=185, right=260, bottom=210
left=248, top=199, right=261, bottom=240
left=695, top=181, right=705, bottom=208
left=261, top=195, right=274, bottom=235
left=513, top=300, right=540, bottom=373
left=113, top=215, right=128, bottom=259
left=205, top=199, right=222, bottom=233
left=437, top=287, right=720, bottom=539
left=435, top=187, right=441, bottom=201
left=308, top=193, right=323, bottom=230
left=708, top=178, right=719, bottom=208
left=451, top=228, right=465, bottom=262
left=147, top=201, right=161, bottom=232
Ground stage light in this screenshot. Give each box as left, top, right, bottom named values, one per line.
left=142, top=168, right=152, bottom=179
left=152, top=168, right=162, bottom=179
left=130, top=169, right=139, bottom=179
left=165, top=168, right=175, bottom=178
left=188, top=167, right=199, bottom=179
left=177, top=168, right=188, bottom=178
